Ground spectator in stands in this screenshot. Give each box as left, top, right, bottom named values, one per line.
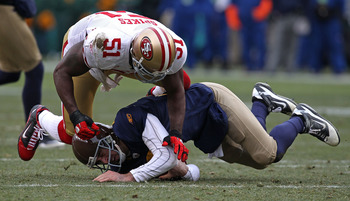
left=226, top=0, right=272, bottom=71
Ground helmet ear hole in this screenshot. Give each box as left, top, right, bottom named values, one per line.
left=131, top=27, right=176, bottom=83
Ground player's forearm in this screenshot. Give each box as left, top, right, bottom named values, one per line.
left=162, top=71, right=186, bottom=133
left=130, top=151, right=177, bottom=182
left=54, top=42, right=88, bottom=114
left=53, top=72, right=78, bottom=114
left=167, top=89, right=185, bottom=133
left=53, top=69, right=78, bottom=114
left=130, top=140, right=177, bottom=182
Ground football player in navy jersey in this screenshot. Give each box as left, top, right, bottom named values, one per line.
left=18, top=82, right=339, bottom=182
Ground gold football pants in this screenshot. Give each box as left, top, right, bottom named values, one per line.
left=202, top=82, right=277, bottom=168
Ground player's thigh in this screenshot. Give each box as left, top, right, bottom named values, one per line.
left=219, top=135, right=267, bottom=169
left=203, top=82, right=277, bottom=165
left=0, top=6, right=41, bottom=72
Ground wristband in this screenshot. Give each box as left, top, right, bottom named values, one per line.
left=169, top=130, right=182, bottom=138
left=69, top=110, right=84, bottom=127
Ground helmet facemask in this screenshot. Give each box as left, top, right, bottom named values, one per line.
left=130, top=47, right=168, bottom=83
left=87, top=135, right=126, bottom=173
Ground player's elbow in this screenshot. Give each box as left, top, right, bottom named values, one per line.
left=163, top=150, right=179, bottom=173
left=53, top=63, right=65, bottom=79
left=152, top=148, right=178, bottom=174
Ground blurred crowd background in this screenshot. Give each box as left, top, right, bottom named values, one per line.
left=27, top=0, right=350, bottom=74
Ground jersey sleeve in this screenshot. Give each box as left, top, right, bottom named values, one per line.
left=130, top=113, right=177, bottom=182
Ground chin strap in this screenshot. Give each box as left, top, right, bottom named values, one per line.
left=114, top=142, right=126, bottom=163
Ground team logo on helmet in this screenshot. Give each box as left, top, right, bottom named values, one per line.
left=140, top=37, right=153, bottom=60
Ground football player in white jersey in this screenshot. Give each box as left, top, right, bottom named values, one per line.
left=18, top=11, right=190, bottom=162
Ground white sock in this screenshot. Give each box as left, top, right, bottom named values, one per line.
left=38, top=110, right=63, bottom=142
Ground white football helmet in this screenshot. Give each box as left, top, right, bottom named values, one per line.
left=130, top=27, right=176, bottom=83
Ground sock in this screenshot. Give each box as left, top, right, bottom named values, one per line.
left=39, top=110, right=63, bottom=141
left=270, top=116, right=304, bottom=162
left=23, top=62, right=44, bottom=121
left=0, top=70, right=20, bottom=84
left=251, top=100, right=269, bottom=130
left=58, top=120, right=72, bottom=144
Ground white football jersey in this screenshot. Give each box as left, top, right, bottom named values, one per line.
left=63, top=11, right=187, bottom=76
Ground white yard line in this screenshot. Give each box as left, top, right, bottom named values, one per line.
left=4, top=183, right=350, bottom=189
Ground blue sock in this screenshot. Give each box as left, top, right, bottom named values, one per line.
left=23, top=62, right=44, bottom=121
left=270, top=116, right=304, bottom=162
left=251, top=100, right=269, bottom=130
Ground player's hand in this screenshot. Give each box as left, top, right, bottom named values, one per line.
left=93, top=171, right=135, bottom=182
left=70, top=110, right=100, bottom=140
left=162, top=130, right=189, bottom=162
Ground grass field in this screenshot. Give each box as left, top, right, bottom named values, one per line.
left=1, top=60, right=350, bottom=201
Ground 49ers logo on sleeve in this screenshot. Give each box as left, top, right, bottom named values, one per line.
left=140, top=37, right=153, bottom=60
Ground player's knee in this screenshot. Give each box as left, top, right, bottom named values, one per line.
left=251, top=164, right=268, bottom=170
left=251, top=153, right=274, bottom=167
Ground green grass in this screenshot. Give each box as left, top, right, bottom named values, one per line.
left=1, top=61, right=350, bottom=200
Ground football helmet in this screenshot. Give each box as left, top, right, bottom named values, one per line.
left=71, top=124, right=126, bottom=172
left=130, top=27, right=176, bottom=83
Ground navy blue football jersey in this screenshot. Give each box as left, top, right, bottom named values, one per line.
left=112, top=83, right=228, bottom=173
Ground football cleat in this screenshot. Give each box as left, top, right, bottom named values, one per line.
left=252, top=82, right=297, bottom=115
left=292, top=103, right=340, bottom=146
left=18, top=105, right=48, bottom=161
